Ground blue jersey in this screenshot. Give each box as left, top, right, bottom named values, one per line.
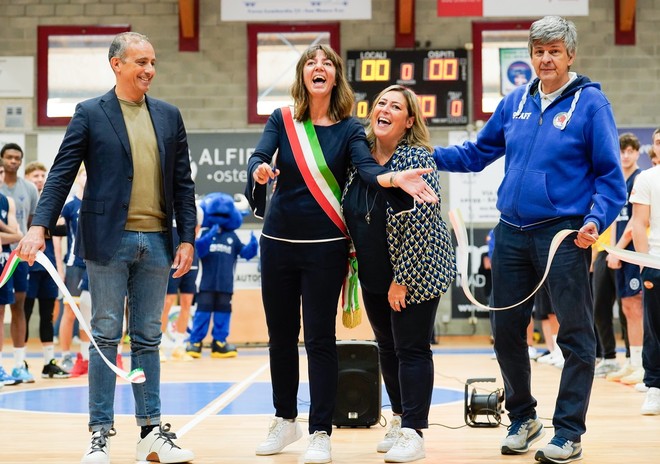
left=197, top=228, right=244, bottom=293
left=61, top=196, right=85, bottom=268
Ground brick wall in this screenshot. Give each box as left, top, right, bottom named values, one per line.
left=0, top=0, right=658, bottom=133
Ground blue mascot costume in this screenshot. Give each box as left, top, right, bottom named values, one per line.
left=186, top=193, right=258, bottom=358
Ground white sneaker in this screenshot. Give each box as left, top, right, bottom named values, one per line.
left=81, top=428, right=116, bottom=464
left=641, top=387, right=660, bottom=415
left=255, top=417, right=302, bottom=455
left=620, top=367, right=645, bottom=385
left=552, top=350, right=565, bottom=369
left=304, top=431, right=331, bottom=464
left=377, top=415, right=402, bottom=453
left=594, top=359, right=620, bottom=378
left=135, top=423, right=194, bottom=463
left=606, top=361, right=634, bottom=381
left=528, top=346, right=540, bottom=360
left=635, top=382, right=650, bottom=393
left=384, top=428, right=425, bottom=463
left=536, top=350, right=558, bottom=365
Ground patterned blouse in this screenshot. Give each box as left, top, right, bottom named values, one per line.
left=343, top=142, right=456, bottom=304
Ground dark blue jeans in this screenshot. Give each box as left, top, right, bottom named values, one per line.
left=642, top=267, right=660, bottom=388
left=362, top=290, right=438, bottom=430
left=491, top=219, right=595, bottom=442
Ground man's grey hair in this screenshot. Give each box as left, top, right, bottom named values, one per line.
left=108, top=32, right=150, bottom=62
left=528, top=16, right=577, bottom=57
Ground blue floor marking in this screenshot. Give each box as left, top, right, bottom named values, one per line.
left=0, top=382, right=463, bottom=415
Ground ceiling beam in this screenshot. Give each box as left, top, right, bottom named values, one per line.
left=179, top=0, right=199, bottom=52
left=614, top=0, right=636, bottom=45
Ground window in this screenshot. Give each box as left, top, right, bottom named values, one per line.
left=471, top=21, right=532, bottom=122
left=247, top=23, right=340, bottom=124
left=37, top=25, right=130, bottom=126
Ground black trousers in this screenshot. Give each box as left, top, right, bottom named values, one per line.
left=260, top=237, right=347, bottom=435
left=362, top=289, right=438, bottom=430
left=592, top=250, right=627, bottom=359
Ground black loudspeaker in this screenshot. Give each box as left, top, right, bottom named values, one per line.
left=333, top=340, right=381, bottom=428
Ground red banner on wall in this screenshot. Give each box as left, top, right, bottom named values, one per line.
left=437, top=0, right=483, bottom=17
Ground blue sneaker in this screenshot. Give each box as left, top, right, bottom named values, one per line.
left=0, top=365, right=20, bottom=385
left=11, top=361, right=35, bottom=384
left=535, top=436, right=582, bottom=463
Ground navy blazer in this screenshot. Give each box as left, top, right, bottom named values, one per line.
left=33, top=88, right=196, bottom=263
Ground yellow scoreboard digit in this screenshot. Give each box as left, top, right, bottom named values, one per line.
left=358, top=59, right=391, bottom=81
left=347, top=49, right=468, bottom=126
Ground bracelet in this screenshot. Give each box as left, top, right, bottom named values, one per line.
left=389, top=172, right=398, bottom=188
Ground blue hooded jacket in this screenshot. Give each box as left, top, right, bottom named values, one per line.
left=433, top=75, right=626, bottom=232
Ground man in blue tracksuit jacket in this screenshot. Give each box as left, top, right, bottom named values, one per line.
left=433, top=16, right=626, bottom=464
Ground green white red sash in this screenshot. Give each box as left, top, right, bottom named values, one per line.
left=281, top=106, right=361, bottom=326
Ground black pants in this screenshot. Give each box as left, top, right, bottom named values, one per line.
left=362, top=289, right=438, bottom=430
left=592, top=250, right=627, bottom=359
left=642, top=267, right=660, bottom=388
left=260, top=237, right=347, bottom=435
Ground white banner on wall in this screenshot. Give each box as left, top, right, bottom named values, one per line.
left=0, top=57, right=34, bottom=98
left=447, top=131, right=504, bottom=224
left=438, top=0, right=588, bottom=17
left=221, top=0, right=371, bottom=21
left=484, top=0, right=588, bottom=17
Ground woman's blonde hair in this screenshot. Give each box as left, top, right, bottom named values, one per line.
left=365, top=85, right=432, bottom=152
left=290, top=44, right=354, bottom=122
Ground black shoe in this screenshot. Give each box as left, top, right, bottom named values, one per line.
left=42, top=359, right=71, bottom=379
left=186, top=342, right=203, bottom=358
left=211, top=340, right=237, bottom=358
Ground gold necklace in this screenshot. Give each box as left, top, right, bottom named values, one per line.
left=365, top=184, right=379, bottom=224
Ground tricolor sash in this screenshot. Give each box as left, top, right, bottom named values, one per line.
left=281, top=106, right=361, bottom=327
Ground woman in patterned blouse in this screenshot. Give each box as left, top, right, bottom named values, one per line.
left=342, top=85, right=456, bottom=463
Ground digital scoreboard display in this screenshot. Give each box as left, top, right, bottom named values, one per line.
left=346, top=49, right=468, bottom=127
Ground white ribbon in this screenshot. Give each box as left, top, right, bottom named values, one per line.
left=34, top=251, right=146, bottom=383
left=449, top=209, right=660, bottom=312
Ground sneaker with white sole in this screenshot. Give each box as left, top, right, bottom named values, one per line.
left=11, top=361, right=35, bottom=383
left=81, top=428, right=116, bottom=464
left=61, top=353, right=75, bottom=373
left=620, top=367, right=645, bottom=385
left=594, top=359, right=620, bottom=378
left=0, top=365, right=20, bottom=386
left=528, top=346, right=540, bottom=360
left=304, top=431, right=331, bottom=464
left=255, top=417, right=302, bottom=455
left=605, top=362, right=634, bottom=381
left=536, top=349, right=561, bottom=366
left=135, top=423, right=194, bottom=463
left=635, top=382, right=649, bottom=393
left=42, top=359, right=71, bottom=379
left=534, top=436, right=582, bottom=463
left=377, top=415, right=402, bottom=453
left=384, top=427, right=425, bottom=463
left=641, top=387, right=660, bottom=415
left=501, top=416, right=545, bottom=455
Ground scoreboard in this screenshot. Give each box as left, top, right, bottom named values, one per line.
left=346, top=49, right=468, bottom=127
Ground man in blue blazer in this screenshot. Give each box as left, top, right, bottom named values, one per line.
left=17, top=32, right=196, bottom=464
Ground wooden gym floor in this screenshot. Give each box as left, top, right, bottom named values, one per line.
left=0, top=336, right=656, bottom=463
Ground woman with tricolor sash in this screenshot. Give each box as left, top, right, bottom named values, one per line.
left=246, top=45, right=436, bottom=464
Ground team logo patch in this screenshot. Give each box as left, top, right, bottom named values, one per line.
left=553, top=112, right=569, bottom=129
left=629, top=278, right=640, bottom=291
left=644, top=280, right=654, bottom=290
